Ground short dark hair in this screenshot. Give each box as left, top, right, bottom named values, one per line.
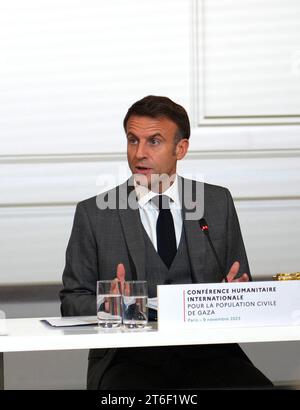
left=123, top=95, right=190, bottom=142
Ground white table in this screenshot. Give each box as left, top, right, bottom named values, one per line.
left=1, top=316, right=300, bottom=389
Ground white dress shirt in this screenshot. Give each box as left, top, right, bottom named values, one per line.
left=134, top=175, right=183, bottom=251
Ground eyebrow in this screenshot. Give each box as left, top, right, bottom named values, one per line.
left=126, top=132, right=164, bottom=140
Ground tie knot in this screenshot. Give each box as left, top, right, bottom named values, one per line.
left=152, top=195, right=171, bottom=210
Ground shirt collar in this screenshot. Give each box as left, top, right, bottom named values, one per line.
left=134, top=174, right=181, bottom=209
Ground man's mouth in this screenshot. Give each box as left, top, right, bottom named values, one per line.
left=134, top=166, right=152, bottom=175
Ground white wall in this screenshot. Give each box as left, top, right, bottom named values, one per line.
left=1, top=0, right=299, bottom=284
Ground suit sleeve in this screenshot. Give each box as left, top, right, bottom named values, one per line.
left=60, top=202, right=98, bottom=316
left=224, top=189, right=252, bottom=280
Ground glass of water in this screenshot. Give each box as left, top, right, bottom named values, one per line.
left=122, top=280, right=148, bottom=328
left=96, top=280, right=122, bottom=328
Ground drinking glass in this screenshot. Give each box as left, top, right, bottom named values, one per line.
left=96, top=280, right=122, bottom=328
left=122, top=281, right=148, bottom=328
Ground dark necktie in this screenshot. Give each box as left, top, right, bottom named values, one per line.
left=154, top=195, right=177, bottom=269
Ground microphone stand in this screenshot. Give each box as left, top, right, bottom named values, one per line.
left=199, top=218, right=228, bottom=283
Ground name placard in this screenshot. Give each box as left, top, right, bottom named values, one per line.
left=157, top=281, right=300, bottom=330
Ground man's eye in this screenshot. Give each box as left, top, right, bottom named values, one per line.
left=128, top=138, right=138, bottom=144
left=150, top=138, right=160, bottom=145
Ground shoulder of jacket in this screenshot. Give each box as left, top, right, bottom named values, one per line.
left=180, top=176, right=229, bottom=194
left=76, top=180, right=130, bottom=213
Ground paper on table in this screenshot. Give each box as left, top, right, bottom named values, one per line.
left=147, top=297, right=157, bottom=311
left=42, top=298, right=158, bottom=328
left=42, top=316, right=98, bottom=327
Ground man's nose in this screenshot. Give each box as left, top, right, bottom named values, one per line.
left=135, top=141, right=148, bottom=159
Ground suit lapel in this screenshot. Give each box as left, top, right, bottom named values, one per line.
left=179, top=176, right=206, bottom=283
left=117, top=179, right=146, bottom=281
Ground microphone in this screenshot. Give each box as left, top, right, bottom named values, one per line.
left=199, top=218, right=228, bottom=283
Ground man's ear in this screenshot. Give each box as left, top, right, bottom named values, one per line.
left=175, top=138, right=189, bottom=160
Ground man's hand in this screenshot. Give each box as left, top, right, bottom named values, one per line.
left=116, top=263, right=128, bottom=294
left=102, top=265, right=126, bottom=313
left=225, top=261, right=249, bottom=283
left=107, top=263, right=126, bottom=297
left=116, top=263, right=126, bottom=282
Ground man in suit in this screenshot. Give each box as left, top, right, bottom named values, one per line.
left=60, top=95, right=272, bottom=389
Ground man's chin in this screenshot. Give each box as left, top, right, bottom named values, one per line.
left=133, top=172, right=176, bottom=193
left=132, top=172, right=152, bottom=188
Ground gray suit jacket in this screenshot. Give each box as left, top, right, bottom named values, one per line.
left=60, top=176, right=250, bottom=388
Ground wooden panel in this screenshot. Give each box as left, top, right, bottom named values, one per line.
left=1, top=156, right=130, bottom=205
left=1, top=153, right=299, bottom=284
left=0, top=206, right=74, bottom=284
left=2, top=152, right=300, bottom=206
left=1, top=199, right=299, bottom=284
left=198, top=0, right=300, bottom=124
left=179, top=153, right=300, bottom=200
left=237, top=200, right=300, bottom=278
left=0, top=0, right=190, bottom=155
